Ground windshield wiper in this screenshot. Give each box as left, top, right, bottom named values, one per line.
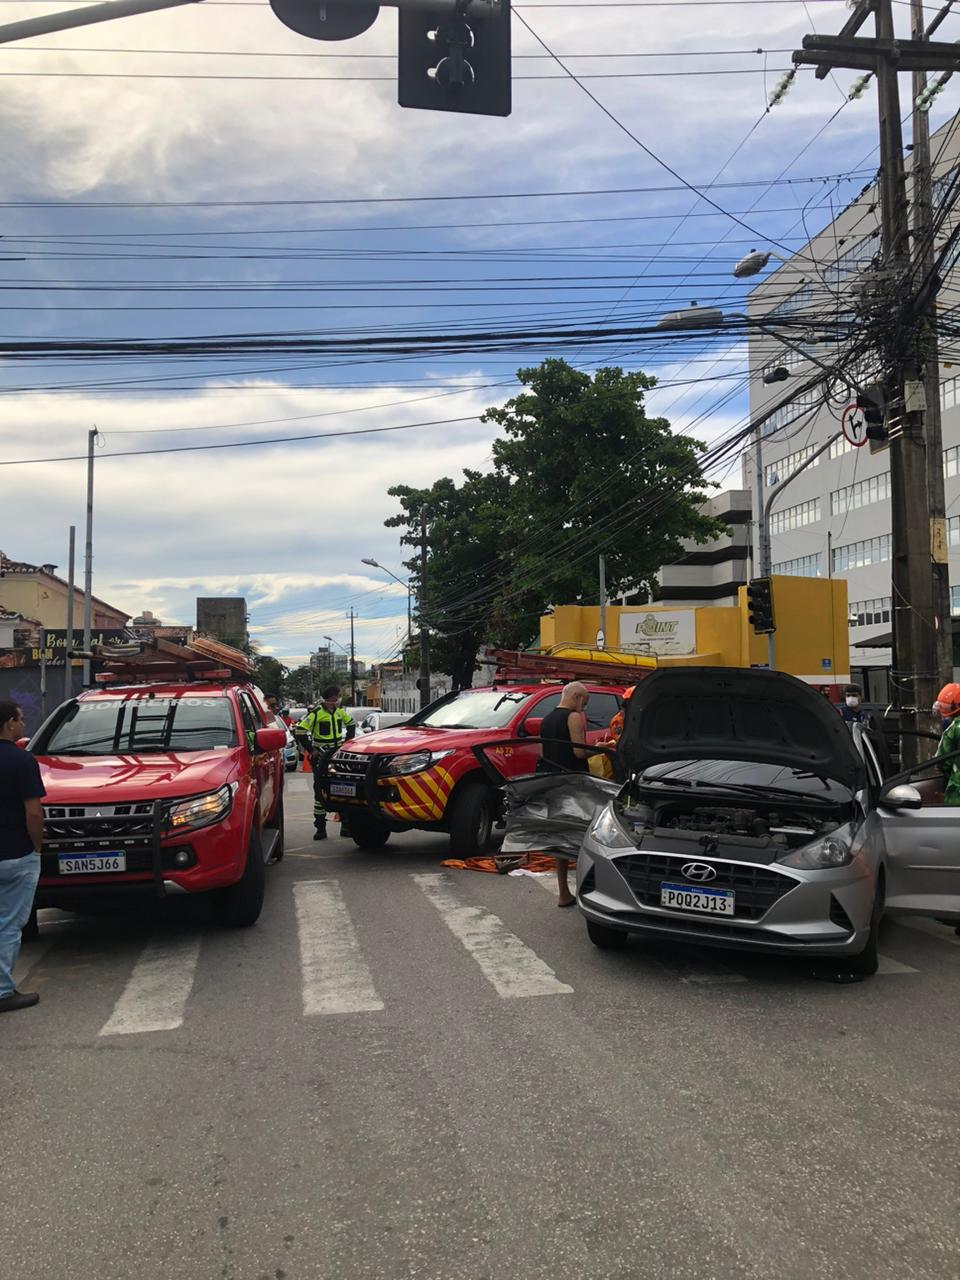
left=683, top=779, right=840, bottom=805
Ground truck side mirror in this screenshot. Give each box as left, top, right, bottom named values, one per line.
left=522, top=716, right=543, bottom=740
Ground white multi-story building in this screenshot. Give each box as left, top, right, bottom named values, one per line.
left=745, top=115, right=960, bottom=702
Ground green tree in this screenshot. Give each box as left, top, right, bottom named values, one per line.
left=253, top=655, right=288, bottom=700
left=385, top=360, right=726, bottom=678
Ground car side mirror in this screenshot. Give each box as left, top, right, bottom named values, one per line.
left=879, top=783, right=923, bottom=811
left=522, top=716, right=543, bottom=740
left=254, top=726, right=287, bottom=753
left=15, top=737, right=29, bottom=750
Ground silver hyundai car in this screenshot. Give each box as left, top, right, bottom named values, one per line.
left=491, top=667, right=960, bottom=979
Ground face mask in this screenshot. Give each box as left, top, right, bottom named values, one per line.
left=845, top=697, right=860, bottom=708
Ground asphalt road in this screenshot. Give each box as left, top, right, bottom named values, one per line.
left=3, top=772, right=959, bottom=1280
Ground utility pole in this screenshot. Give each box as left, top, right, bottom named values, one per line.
left=598, top=554, right=607, bottom=648
left=418, top=513, right=431, bottom=709
left=64, top=524, right=75, bottom=702
left=82, top=428, right=98, bottom=688
left=794, top=1, right=960, bottom=764
left=348, top=607, right=357, bottom=705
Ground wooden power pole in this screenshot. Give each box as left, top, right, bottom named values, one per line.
left=794, top=0, right=960, bottom=764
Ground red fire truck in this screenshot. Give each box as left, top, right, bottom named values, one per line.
left=323, top=649, right=650, bottom=856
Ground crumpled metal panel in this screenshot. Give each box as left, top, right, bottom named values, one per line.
left=500, top=772, right=621, bottom=855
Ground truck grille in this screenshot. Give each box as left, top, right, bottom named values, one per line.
left=42, top=801, right=164, bottom=876
left=328, top=751, right=376, bottom=780
left=613, top=853, right=798, bottom=922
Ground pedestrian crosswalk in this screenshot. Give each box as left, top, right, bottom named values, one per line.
left=11, top=874, right=957, bottom=1039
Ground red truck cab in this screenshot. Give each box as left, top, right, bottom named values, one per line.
left=324, top=682, right=626, bottom=855
left=29, top=679, right=286, bottom=927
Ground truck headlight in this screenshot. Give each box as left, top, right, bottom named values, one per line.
left=166, top=783, right=235, bottom=833
left=588, top=806, right=635, bottom=850
left=383, top=749, right=454, bottom=776
left=779, top=836, right=852, bottom=870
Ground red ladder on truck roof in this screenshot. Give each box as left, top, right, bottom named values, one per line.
left=79, top=636, right=256, bottom=684
left=486, top=647, right=653, bottom=689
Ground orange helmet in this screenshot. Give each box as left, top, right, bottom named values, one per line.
left=623, top=685, right=636, bottom=701
left=934, top=683, right=960, bottom=718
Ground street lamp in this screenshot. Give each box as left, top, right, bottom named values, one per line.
left=361, top=558, right=413, bottom=642
left=323, top=633, right=357, bottom=704
left=732, top=248, right=792, bottom=279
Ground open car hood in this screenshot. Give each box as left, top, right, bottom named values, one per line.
left=618, top=667, right=864, bottom=792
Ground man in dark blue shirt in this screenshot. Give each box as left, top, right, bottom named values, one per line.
left=0, top=699, right=44, bottom=1011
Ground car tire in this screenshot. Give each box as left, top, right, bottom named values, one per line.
left=264, top=794, right=284, bottom=863
left=586, top=919, right=629, bottom=950
left=449, top=781, right=495, bottom=857
left=350, top=814, right=391, bottom=850
left=212, top=826, right=266, bottom=928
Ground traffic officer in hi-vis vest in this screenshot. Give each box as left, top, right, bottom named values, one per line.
left=295, top=687, right=356, bottom=839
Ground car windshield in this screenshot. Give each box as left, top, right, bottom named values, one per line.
left=41, top=697, right=238, bottom=755
left=407, top=689, right=534, bottom=730
left=638, top=759, right=850, bottom=802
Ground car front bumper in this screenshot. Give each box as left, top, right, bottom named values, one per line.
left=577, top=834, right=878, bottom=958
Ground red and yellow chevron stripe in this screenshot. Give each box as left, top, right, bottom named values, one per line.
left=380, top=764, right=455, bottom=823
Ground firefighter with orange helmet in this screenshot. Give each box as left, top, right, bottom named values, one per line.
left=934, top=683, right=960, bottom=805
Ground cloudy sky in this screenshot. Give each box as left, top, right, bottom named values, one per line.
left=1, top=0, right=956, bottom=666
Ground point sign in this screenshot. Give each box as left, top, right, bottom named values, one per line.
left=841, top=403, right=868, bottom=448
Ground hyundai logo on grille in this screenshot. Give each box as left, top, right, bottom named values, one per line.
left=681, top=862, right=717, bottom=883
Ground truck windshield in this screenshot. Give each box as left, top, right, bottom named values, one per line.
left=40, top=697, right=238, bottom=755
left=410, top=690, right=534, bottom=730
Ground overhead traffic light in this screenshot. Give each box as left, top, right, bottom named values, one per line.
left=857, top=382, right=888, bottom=450
left=747, top=578, right=776, bottom=635
left=398, top=0, right=511, bottom=116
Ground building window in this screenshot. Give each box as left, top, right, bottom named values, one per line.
left=831, top=535, right=892, bottom=573
left=768, top=282, right=815, bottom=319
left=945, top=445, right=960, bottom=477
left=949, top=516, right=960, bottom=547
left=942, top=376, right=960, bottom=412
left=770, top=498, right=821, bottom=535
left=771, top=553, right=822, bottom=577
left=830, top=472, right=890, bottom=515
left=847, top=596, right=892, bottom=628
left=824, top=238, right=875, bottom=286
left=829, top=434, right=855, bottom=459
left=760, top=386, right=823, bottom=438
left=766, top=444, right=818, bottom=488
left=952, top=585, right=960, bottom=617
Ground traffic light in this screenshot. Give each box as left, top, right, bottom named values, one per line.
left=857, top=383, right=887, bottom=449
left=747, top=578, right=776, bottom=634
left=398, top=0, right=511, bottom=116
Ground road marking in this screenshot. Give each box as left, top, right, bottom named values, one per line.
left=293, top=880, right=384, bottom=1015
left=896, top=917, right=960, bottom=948
left=98, top=934, right=201, bottom=1036
left=413, top=873, right=573, bottom=998
left=876, top=954, right=919, bottom=974
left=13, top=934, right=58, bottom=986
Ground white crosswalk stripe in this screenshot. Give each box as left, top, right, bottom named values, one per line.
left=413, top=872, right=573, bottom=998
left=293, top=879, right=384, bottom=1015
left=99, top=933, right=201, bottom=1036
left=876, top=954, right=919, bottom=974
left=896, top=917, right=960, bottom=947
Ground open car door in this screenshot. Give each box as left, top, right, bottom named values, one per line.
left=473, top=738, right=620, bottom=857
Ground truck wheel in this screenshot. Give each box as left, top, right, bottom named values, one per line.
left=264, top=794, right=285, bottom=863
left=350, top=814, right=391, bottom=850
left=213, top=827, right=265, bottom=928
left=449, top=782, right=495, bottom=857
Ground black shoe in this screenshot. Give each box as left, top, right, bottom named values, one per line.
left=0, top=990, right=39, bottom=1012
left=313, top=825, right=327, bottom=841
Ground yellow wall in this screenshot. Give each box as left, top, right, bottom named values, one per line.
left=0, top=575, right=128, bottom=630
left=539, top=577, right=850, bottom=682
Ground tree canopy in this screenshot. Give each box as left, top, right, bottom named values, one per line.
left=386, top=359, right=725, bottom=686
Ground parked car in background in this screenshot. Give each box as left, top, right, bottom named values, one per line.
left=491, top=667, right=960, bottom=980
left=275, top=716, right=300, bottom=772
left=357, top=710, right=410, bottom=734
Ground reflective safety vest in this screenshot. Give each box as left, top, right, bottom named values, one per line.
left=296, top=705, right=355, bottom=749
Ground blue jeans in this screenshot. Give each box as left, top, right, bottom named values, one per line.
left=0, top=852, right=40, bottom=997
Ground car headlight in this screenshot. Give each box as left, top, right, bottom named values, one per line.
left=779, top=836, right=852, bottom=870
left=382, top=749, right=455, bottom=776
left=587, top=805, right=635, bottom=850
left=166, top=783, right=235, bottom=833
